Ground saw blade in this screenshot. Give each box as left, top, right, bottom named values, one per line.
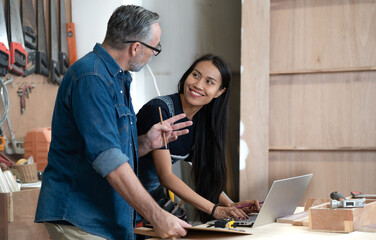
left=7, top=0, right=25, bottom=46
left=0, top=1, right=9, bottom=49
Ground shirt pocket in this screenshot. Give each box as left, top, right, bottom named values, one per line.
left=115, top=105, right=135, bottom=146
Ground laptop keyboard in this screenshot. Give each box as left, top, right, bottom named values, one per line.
left=234, top=213, right=258, bottom=226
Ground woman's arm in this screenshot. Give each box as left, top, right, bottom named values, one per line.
left=219, top=192, right=234, bottom=207
left=152, top=149, right=248, bottom=220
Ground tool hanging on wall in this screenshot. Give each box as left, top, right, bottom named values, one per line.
left=5, top=0, right=27, bottom=76
left=50, top=0, right=60, bottom=84
left=0, top=1, right=10, bottom=76
left=35, top=0, right=49, bottom=76
left=59, top=0, right=69, bottom=76
left=0, top=77, right=24, bottom=155
left=67, top=22, right=77, bottom=66
left=17, top=82, right=36, bottom=114
left=21, top=0, right=37, bottom=76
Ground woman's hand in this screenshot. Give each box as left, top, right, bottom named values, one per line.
left=212, top=206, right=248, bottom=220
left=230, top=200, right=260, bottom=214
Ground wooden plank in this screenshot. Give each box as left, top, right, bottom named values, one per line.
left=0, top=191, right=9, bottom=240
left=270, top=146, right=376, bottom=151
left=240, top=0, right=270, bottom=201
left=276, top=211, right=308, bottom=224
left=270, top=72, right=376, bottom=148
left=270, top=0, right=376, bottom=73
left=270, top=66, right=376, bottom=75
left=269, top=152, right=376, bottom=204
left=7, top=193, right=13, bottom=223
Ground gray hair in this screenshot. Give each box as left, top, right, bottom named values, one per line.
left=103, top=5, right=159, bottom=49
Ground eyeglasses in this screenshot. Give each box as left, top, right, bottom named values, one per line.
left=124, top=40, right=162, bottom=56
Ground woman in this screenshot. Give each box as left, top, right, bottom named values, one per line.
left=137, top=54, right=259, bottom=222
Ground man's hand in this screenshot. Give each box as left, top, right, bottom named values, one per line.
left=106, top=162, right=190, bottom=239
left=138, top=113, right=193, bottom=157
left=152, top=211, right=191, bottom=239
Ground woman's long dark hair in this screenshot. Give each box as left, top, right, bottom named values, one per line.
left=178, top=54, right=231, bottom=222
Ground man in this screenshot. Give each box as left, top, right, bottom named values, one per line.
left=35, top=5, right=192, bottom=240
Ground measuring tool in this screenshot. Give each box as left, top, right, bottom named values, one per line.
left=351, top=191, right=376, bottom=198
left=330, top=191, right=365, bottom=209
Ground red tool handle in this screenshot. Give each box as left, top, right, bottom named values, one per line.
left=330, top=191, right=346, bottom=201
left=9, top=41, right=27, bottom=75
left=0, top=42, right=10, bottom=76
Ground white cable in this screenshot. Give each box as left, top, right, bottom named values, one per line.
left=0, top=78, right=9, bottom=128
left=146, top=64, right=161, bottom=96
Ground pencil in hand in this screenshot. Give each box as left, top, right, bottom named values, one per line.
left=158, top=107, right=168, bottom=149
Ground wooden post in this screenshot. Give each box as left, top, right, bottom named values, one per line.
left=240, top=0, right=270, bottom=201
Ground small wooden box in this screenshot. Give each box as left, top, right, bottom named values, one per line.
left=309, top=199, right=376, bottom=232
left=0, top=188, right=50, bottom=239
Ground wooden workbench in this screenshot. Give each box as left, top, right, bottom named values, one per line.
left=147, top=222, right=376, bottom=240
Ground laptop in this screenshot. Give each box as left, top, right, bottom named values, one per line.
left=233, top=173, right=313, bottom=228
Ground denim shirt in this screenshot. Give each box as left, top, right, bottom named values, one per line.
left=35, top=43, right=138, bottom=240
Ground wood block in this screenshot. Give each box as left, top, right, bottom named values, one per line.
left=304, top=198, right=331, bottom=211
left=309, top=199, right=376, bottom=233
left=0, top=188, right=50, bottom=240
left=276, top=211, right=308, bottom=224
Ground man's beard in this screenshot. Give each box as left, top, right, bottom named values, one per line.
left=129, top=50, right=145, bottom=72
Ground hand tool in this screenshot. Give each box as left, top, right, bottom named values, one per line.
left=17, top=82, right=35, bottom=114
left=0, top=1, right=10, bottom=76
left=50, top=0, right=61, bottom=84
left=35, top=0, right=48, bottom=76
left=0, top=77, right=25, bottom=155
left=213, top=219, right=236, bottom=229
left=5, top=0, right=27, bottom=75
left=59, top=0, right=69, bottom=75
left=351, top=191, right=376, bottom=198
left=67, top=22, right=77, bottom=65
left=21, top=0, right=37, bottom=76
left=330, top=191, right=366, bottom=208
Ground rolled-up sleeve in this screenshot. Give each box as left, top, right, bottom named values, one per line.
left=93, top=148, right=129, bottom=177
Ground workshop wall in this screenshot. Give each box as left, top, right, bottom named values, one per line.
left=240, top=0, right=376, bottom=203
left=1, top=0, right=71, bottom=148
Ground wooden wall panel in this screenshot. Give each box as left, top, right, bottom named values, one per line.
left=267, top=0, right=376, bottom=201
left=269, top=151, right=376, bottom=203
left=270, top=72, right=376, bottom=147
left=270, top=0, right=376, bottom=73
left=240, top=0, right=270, bottom=201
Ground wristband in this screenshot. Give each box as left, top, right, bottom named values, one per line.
left=210, top=203, right=219, bottom=218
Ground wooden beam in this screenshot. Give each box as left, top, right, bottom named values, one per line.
left=240, top=0, right=270, bottom=201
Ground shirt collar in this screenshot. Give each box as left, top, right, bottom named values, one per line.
left=93, top=43, right=123, bottom=77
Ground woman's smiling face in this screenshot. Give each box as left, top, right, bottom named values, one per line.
left=182, top=60, right=226, bottom=108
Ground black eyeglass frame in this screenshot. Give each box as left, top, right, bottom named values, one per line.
left=124, top=40, right=162, bottom=56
